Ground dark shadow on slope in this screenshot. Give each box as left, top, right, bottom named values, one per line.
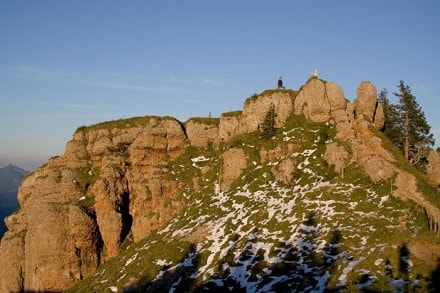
left=429, top=259, right=440, bottom=292
left=195, top=231, right=259, bottom=292
left=398, top=242, right=410, bottom=279
left=385, top=258, right=393, bottom=278
left=355, top=243, right=425, bottom=292
left=263, top=220, right=344, bottom=292
left=196, top=213, right=346, bottom=292
left=321, top=229, right=343, bottom=292
left=141, top=243, right=199, bottom=293
left=136, top=213, right=349, bottom=292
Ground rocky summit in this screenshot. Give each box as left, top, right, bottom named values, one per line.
left=1, top=77, right=440, bottom=292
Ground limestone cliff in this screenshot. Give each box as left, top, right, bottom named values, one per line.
left=1, top=77, right=439, bottom=292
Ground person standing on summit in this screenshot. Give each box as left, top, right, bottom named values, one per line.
left=278, top=76, right=284, bottom=89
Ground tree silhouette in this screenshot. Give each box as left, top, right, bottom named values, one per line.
left=398, top=243, right=410, bottom=279
left=261, top=104, right=277, bottom=139
left=392, top=81, right=434, bottom=168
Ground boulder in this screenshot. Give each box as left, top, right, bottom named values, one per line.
left=353, top=81, right=377, bottom=122
left=220, top=148, right=247, bottom=191
left=326, top=82, right=347, bottom=115
left=271, top=158, right=295, bottom=184
left=294, top=78, right=330, bottom=122
left=324, top=143, right=349, bottom=173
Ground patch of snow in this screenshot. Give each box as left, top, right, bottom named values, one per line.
left=379, top=195, right=389, bottom=207
left=191, top=156, right=210, bottom=163
left=374, top=259, right=383, bottom=266
left=109, top=286, right=117, bottom=292
left=338, top=258, right=364, bottom=286
left=117, top=273, right=126, bottom=282
left=314, top=271, right=331, bottom=292
left=125, top=252, right=138, bottom=266
left=360, top=236, right=368, bottom=246
left=191, top=156, right=211, bottom=168
left=155, top=259, right=172, bottom=267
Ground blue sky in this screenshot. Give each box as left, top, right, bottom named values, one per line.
left=1, top=1, right=439, bottom=170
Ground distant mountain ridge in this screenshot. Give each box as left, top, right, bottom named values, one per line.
left=0, top=164, right=28, bottom=237
left=1, top=78, right=440, bottom=292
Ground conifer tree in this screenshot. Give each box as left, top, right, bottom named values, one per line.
left=378, top=89, right=402, bottom=146
left=261, top=104, right=277, bottom=139
left=392, top=80, right=434, bottom=167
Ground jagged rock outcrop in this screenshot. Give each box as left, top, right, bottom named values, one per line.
left=1, top=78, right=439, bottom=292
left=353, top=81, right=385, bottom=130
left=239, top=91, right=294, bottom=133
left=353, top=81, right=378, bottom=122
left=294, top=78, right=347, bottom=122
left=0, top=117, right=188, bottom=292
left=327, top=82, right=440, bottom=236
left=324, top=81, right=393, bottom=182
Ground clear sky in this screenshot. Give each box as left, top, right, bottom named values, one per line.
left=1, top=1, right=439, bottom=171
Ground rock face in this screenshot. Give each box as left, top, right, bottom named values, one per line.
left=218, top=112, right=241, bottom=142
left=0, top=117, right=188, bottom=292
left=240, top=91, right=294, bottom=133
left=352, top=81, right=384, bottom=130
left=220, top=148, right=247, bottom=191
left=427, top=150, right=440, bottom=186
left=323, top=142, right=349, bottom=173
left=185, top=118, right=219, bottom=147
left=353, top=81, right=377, bottom=122
left=1, top=78, right=438, bottom=292
left=294, top=78, right=347, bottom=122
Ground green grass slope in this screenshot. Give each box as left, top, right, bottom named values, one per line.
left=66, top=114, right=440, bottom=292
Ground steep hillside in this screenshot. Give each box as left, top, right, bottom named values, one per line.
left=66, top=115, right=440, bottom=292
left=1, top=77, right=440, bottom=292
